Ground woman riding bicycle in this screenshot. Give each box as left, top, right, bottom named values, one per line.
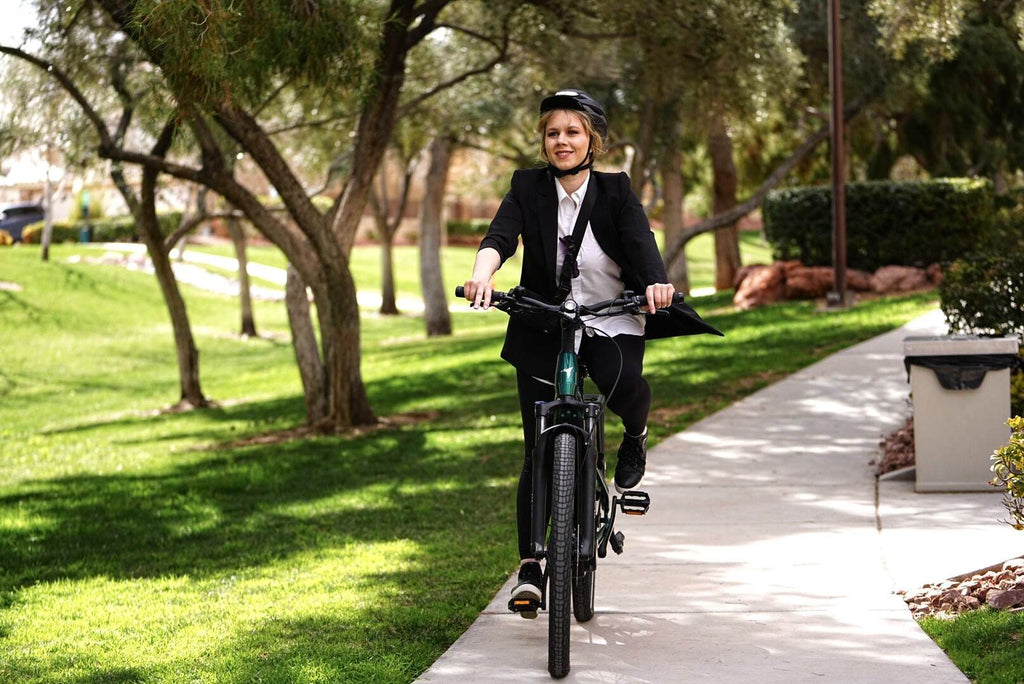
left=461, top=89, right=720, bottom=612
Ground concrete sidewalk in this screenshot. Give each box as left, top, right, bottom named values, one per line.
left=418, top=310, right=1024, bottom=683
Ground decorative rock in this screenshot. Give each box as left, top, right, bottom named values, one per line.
left=733, top=263, right=785, bottom=310
left=732, top=264, right=768, bottom=290
left=870, top=265, right=929, bottom=293
left=784, top=266, right=834, bottom=299
left=1002, top=557, right=1024, bottom=571
left=847, top=269, right=874, bottom=292
left=987, top=588, right=1024, bottom=610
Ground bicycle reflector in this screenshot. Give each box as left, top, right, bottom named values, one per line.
left=617, top=491, right=651, bottom=516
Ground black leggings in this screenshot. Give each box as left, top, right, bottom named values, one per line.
left=514, top=334, right=649, bottom=559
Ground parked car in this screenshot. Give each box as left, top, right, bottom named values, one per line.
left=0, top=202, right=45, bottom=242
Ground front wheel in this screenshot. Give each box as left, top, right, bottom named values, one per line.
left=548, top=432, right=576, bottom=678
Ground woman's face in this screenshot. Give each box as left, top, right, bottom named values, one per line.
left=544, top=110, right=591, bottom=172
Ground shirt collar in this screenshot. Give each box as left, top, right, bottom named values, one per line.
left=554, top=172, right=591, bottom=206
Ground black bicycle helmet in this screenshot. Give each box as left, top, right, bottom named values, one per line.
left=539, top=89, right=608, bottom=177
left=539, top=89, right=608, bottom=139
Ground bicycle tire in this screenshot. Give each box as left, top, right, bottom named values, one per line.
left=548, top=431, right=576, bottom=679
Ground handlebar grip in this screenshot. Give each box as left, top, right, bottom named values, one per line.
left=455, top=286, right=465, bottom=298
left=673, top=292, right=686, bottom=304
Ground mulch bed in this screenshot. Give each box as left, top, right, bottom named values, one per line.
left=901, top=558, right=1024, bottom=618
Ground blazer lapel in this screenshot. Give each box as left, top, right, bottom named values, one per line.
left=536, top=173, right=558, bottom=287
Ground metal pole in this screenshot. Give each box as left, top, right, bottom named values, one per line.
left=827, top=0, right=848, bottom=307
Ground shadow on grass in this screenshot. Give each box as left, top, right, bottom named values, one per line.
left=0, top=416, right=519, bottom=593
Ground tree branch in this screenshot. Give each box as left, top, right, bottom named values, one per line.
left=662, top=97, right=868, bottom=267
left=396, top=19, right=509, bottom=117
left=0, top=44, right=113, bottom=148
left=407, top=0, right=453, bottom=47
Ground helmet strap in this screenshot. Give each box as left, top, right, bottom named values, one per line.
left=547, top=141, right=594, bottom=178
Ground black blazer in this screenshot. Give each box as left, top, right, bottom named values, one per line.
left=479, top=167, right=722, bottom=376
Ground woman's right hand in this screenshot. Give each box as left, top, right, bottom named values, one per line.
left=463, top=277, right=493, bottom=310
left=464, top=247, right=502, bottom=309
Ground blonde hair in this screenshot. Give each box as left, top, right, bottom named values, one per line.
left=537, top=109, right=606, bottom=164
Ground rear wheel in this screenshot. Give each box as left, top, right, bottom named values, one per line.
left=548, top=432, right=576, bottom=678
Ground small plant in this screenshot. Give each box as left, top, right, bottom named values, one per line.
left=0, top=229, right=12, bottom=246
left=991, top=416, right=1024, bottom=529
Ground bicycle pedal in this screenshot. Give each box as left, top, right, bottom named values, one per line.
left=609, top=531, right=625, bottom=555
left=508, top=596, right=541, bottom=617
left=617, top=490, right=651, bottom=515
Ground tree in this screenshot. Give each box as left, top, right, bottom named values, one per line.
left=898, top=3, right=1024, bottom=191
left=4, top=0, right=515, bottom=430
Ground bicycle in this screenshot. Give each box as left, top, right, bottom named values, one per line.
left=456, top=285, right=679, bottom=678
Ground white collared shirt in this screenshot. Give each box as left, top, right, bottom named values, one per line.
left=554, top=174, right=645, bottom=351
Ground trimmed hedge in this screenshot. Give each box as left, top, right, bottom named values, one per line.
left=763, top=178, right=994, bottom=270
left=446, top=218, right=490, bottom=239
left=21, top=212, right=184, bottom=244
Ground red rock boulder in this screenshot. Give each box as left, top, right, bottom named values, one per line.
left=733, top=263, right=785, bottom=310
left=870, top=265, right=929, bottom=293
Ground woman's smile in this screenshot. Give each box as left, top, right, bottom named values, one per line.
left=545, top=110, right=591, bottom=171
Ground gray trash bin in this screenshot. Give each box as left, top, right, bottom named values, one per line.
left=903, top=335, right=1020, bottom=492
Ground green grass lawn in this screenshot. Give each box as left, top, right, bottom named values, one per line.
left=1, top=243, right=936, bottom=683
left=920, top=610, right=1024, bottom=684
left=181, top=227, right=772, bottom=299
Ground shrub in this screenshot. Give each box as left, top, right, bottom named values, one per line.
left=21, top=221, right=79, bottom=244
left=941, top=249, right=1024, bottom=419
left=940, top=252, right=1024, bottom=338
left=991, top=417, right=1024, bottom=529
left=763, top=178, right=994, bottom=271
left=446, top=218, right=490, bottom=239
left=0, top=230, right=12, bottom=246
left=21, top=212, right=183, bottom=244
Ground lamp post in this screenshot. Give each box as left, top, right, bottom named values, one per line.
left=826, top=0, right=850, bottom=308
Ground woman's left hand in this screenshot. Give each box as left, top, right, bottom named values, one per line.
left=645, top=283, right=676, bottom=313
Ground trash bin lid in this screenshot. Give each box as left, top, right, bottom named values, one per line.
left=902, top=335, right=1020, bottom=356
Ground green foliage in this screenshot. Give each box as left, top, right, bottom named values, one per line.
left=20, top=220, right=79, bottom=244
left=992, top=417, right=1024, bottom=529
left=900, top=9, right=1024, bottom=182
left=940, top=252, right=1024, bottom=337
left=445, top=219, right=490, bottom=240
left=763, top=178, right=994, bottom=270
left=129, top=0, right=374, bottom=107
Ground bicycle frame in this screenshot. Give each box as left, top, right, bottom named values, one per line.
left=528, top=299, right=613, bottom=570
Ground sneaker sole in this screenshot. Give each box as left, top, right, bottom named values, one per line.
left=511, top=584, right=542, bottom=619
left=614, top=478, right=643, bottom=495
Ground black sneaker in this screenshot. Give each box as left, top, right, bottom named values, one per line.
left=614, top=430, right=647, bottom=493
left=510, top=561, right=543, bottom=619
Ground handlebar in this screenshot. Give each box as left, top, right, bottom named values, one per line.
left=454, top=285, right=684, bottom=316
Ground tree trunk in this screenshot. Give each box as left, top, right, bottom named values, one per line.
left=379, top=231, right=399, bottom=315
left=227, top=215, right=257, bottom=336
left=138, top=182, right=208, bottom=408
left=628, top=97, right=659, bottom=198
left=659, top=115, right=689, bottom=293
left=41, top=151, right=54, bottom=262
left=317, top=257, right=376, bottom=428
left=709, top=115, right=741, bottom=291
left=419, top=135, right=453, bottom=336
left=285, top=265, right=327, bottom=424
